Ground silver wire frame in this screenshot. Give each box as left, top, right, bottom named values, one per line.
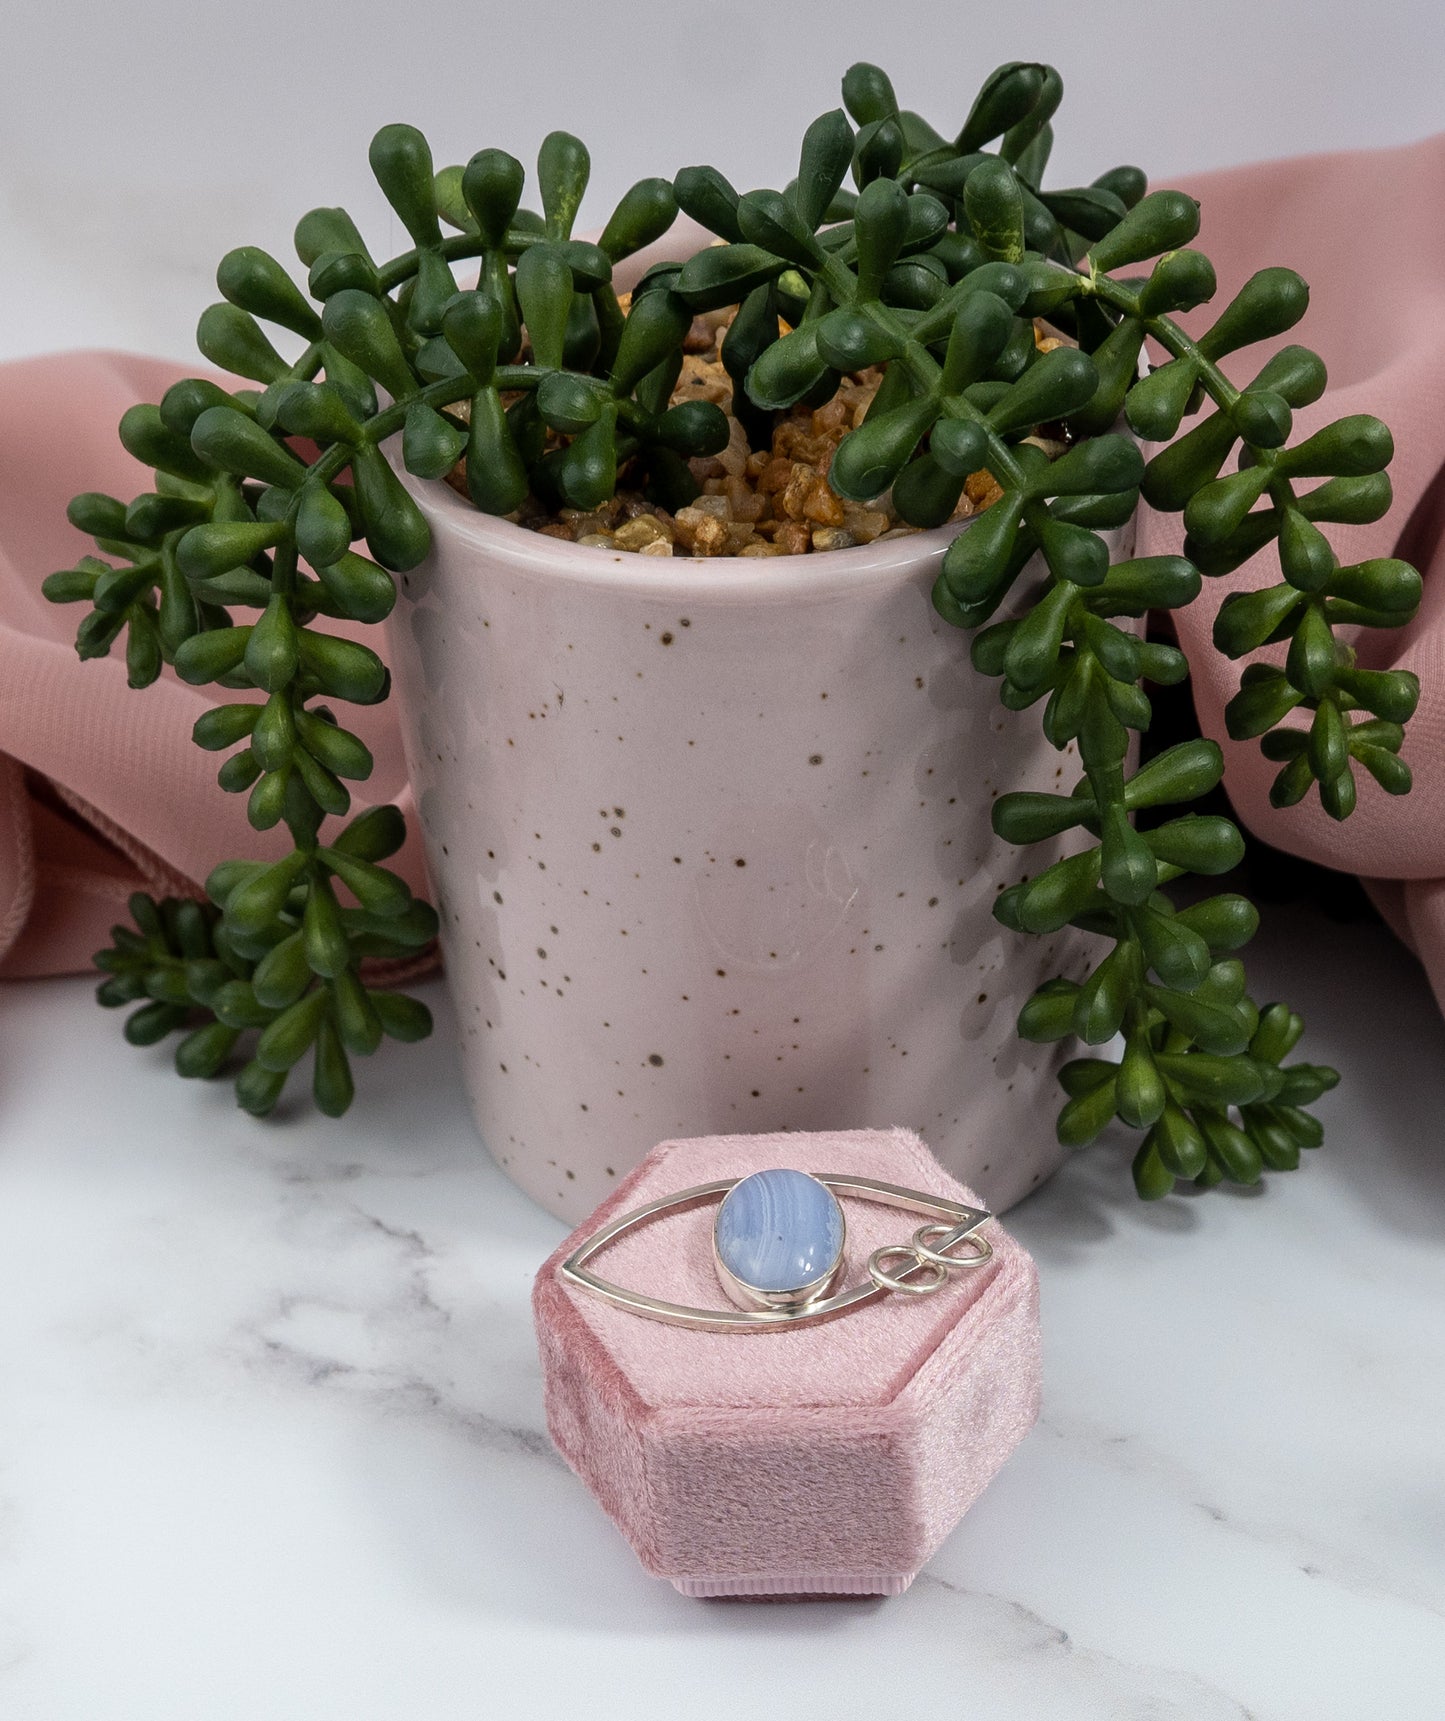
left=559, top=1174, right=993, bottom=1333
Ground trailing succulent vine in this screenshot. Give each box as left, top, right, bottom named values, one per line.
left=47, top=62, right=1420, bottom=1196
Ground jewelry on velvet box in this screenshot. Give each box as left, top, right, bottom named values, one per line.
left=560, top=1169, right=993, bottom=1333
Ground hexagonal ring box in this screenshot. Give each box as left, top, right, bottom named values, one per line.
left=532, top=1127, right=1041, bottom=1597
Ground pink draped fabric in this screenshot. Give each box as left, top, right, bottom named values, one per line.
left=2, top=135, right=1443, bottom=1005
left=0, top=352, right=427, bottom=977
left=1134, top=133, right=1445, bottom=1009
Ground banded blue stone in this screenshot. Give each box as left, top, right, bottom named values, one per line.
left=713, top=1169, right=845, bottom=1302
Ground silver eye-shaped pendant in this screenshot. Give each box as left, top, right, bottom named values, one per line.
left=560, top=1169, right=993, bottom=1332
left=712, top=1169, right=847, bottom=1312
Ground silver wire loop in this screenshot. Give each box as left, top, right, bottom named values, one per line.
left=559, top=1173, right=993, bottom=1333
left=867, top=1244, right=949, bottom=1295
left=911, top=1221, right=995, bottom=1272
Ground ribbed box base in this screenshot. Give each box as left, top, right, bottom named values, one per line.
left=669, top=1570, right=915, bottom=1598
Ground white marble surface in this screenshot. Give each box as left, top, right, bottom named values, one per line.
left=0, top=900, right=1441, bottom=1719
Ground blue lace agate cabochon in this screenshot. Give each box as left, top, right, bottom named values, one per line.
left=714, top=1169, right=845, bottom=1293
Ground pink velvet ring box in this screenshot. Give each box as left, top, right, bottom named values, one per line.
left=532, top=1127, right=1041, bottom=1598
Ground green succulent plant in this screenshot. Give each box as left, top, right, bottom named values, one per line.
left=47, top=61, right=1418, bottom=1195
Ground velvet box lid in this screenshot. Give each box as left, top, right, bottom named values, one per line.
left=532, top=1126, right=1041, bottom=1598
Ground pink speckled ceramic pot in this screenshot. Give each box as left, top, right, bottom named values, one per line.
left=384, top=221, right=1132, bottom=1221
left=387, top=481, right=1132, bottom=1221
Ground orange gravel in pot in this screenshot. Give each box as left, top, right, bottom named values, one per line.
left=449, top=307, right=1065, bottom=558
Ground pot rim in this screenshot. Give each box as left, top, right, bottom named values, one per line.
left=400, top=463, right=970, bottom=605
